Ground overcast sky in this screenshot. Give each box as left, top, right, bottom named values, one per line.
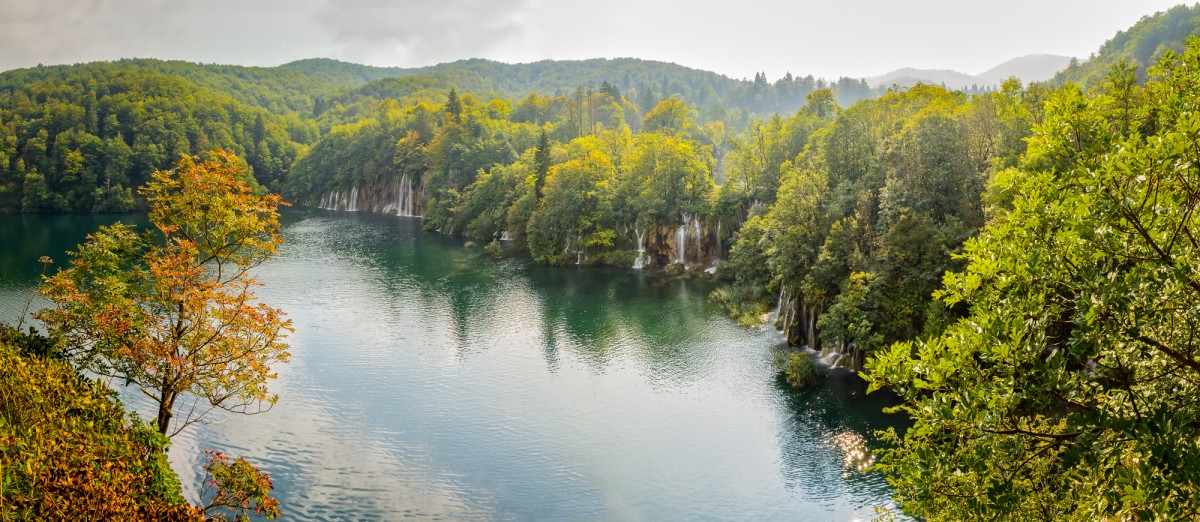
left=0, top=0, right=1190, bottom=80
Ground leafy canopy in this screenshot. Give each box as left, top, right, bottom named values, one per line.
left=867, top=41, right=1200, bottom=520
left=37, top=151, right=292, bottom=437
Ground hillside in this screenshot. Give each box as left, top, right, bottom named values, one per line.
left=1054, top=3, right=1200, bottom=85
left=867, top=68, right=979, bottom=90
left=300, top=57, right=880, bottom=122
left=0, top=62, right=317, bottom=212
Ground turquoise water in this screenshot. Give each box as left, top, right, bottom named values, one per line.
left=0, top=209, right=905, bottom=521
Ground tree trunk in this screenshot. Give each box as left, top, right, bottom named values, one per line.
left=157, top=388, right=176, bottom=436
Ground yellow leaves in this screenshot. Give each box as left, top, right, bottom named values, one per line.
left=35, top=151, right=292, bottom=438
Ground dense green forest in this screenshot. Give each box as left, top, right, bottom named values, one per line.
left=5, top=3, right=1200, bottom=518
left=1054, top=3, right=1200, bottom=85
left=0, top=53, right=886, bottom=213
left=870, top=36, right=1200, bottom=520
left=0, top=62, right=315, bottom=211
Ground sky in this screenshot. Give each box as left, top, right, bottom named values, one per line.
left=0, top=0, right=1190, bottom=80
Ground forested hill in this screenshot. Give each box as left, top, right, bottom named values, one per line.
left=0, top=61, right=320, bottom=212
left=0, top=55, right=881, bottom=213
left=302, top=57, right=879, bottom=125
left=1053, top=3, right=1200, bottom=86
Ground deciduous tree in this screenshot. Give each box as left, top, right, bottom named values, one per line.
left=38, top=151, right=292, bottom=437
left=868, top=48, right=1200, bottom=519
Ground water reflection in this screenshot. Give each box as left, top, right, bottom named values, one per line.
left=0, top=213, right=146, bottom=325
left=1, top=208, right=908, bottom=520
left=774, top=367, right=908, bottom=512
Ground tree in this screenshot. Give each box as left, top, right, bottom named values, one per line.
left=38, top=151, right=292, bottom=437
left=642, top=98, right=693, bottom=136
left=445, top=88, right=463, bottom=122
left=534, top=130, right=551, bottom=197
left=527, top=139, right=617, bottom=265
left=867, top=50, right=1200, bottom=519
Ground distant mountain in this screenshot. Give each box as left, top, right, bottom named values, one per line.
left=1053, top=3, right=1200, bottom=86
left=868, top=54, right=1072, bottom=90
left=867, top=68, right=979, bottom=90
left=976, top=54, right=1074, bottom=85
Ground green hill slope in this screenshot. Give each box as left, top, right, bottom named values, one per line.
left=1054, top=3, right=1200, bottom=86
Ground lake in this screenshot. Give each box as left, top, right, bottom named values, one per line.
left=0, top=209, right=906, bottom=521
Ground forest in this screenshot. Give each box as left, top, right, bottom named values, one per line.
left=4, top=2, right=1200, bottom=519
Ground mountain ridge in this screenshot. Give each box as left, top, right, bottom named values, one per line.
left=867, top=54, right=1073, bottom=89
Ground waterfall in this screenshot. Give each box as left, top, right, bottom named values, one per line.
left=632, top=228, right=647, bottom=269
left=674, top=211, right=696, bottom=265
left=394, top=173, right=418, bottom=217
left=500, top=231, right=511, bottom=241
left=775, top=286, right=785, bottom=320
left=348, top=185, right=359, bottom=212
left=674, top=223, right=687, bottom=264
left=691, top=214, right=701, bottom=260
left=820, top=352, right=845, bottom=367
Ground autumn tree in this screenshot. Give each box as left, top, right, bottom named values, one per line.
left=38, top=151, right=292, bottom=437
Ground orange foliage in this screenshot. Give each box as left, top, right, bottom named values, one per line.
left=38, top=150, right=293, bottom=437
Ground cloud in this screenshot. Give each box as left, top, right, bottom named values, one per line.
left=0, top=0, right=172, bottom=68
left=317, top=0, right=537, bottom=66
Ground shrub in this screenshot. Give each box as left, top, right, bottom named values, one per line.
left=778, top=351, right=817, bottom=389
left=0, top=342, right=203, bottom=520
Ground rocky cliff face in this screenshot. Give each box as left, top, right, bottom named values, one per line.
left=635, top=214, right=729, bottom=271
left=312, top=174, right=423, bottom=217
left=311, top=180, right=734, bottom=272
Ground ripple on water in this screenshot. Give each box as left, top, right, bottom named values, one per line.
left=5, top=210, right=908, bottom=520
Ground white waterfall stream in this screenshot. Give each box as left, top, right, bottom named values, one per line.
left=395, top=174, right=417, bottom=217
left=633, top=228, right=647, bottom=269
left=318, top=174, right=421, bottom=217
left=674, top=223, right=688, bottom=264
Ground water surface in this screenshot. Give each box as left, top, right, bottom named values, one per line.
left=0, top=210, right=905, bottom=521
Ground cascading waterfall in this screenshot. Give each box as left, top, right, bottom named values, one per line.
left=395, top=174, right=418, bottom=217
left=674, top=223, right=688, bottom=264
left=318, top=173, right=421, bottom=217
left=820, top=352, right=845, bottom=367
left=673, top=212, right=703, bottom=265
left=632, top=228, right=647, bottom=269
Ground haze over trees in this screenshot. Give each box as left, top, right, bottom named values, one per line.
left=1054, top=3, right=1200, bottom=85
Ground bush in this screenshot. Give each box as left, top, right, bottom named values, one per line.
left=485, top=239, right=503, bottom=259
left=0, top=342, right=203, bottom=520
left=710, top=284, right=770, bottom=326
left=777, top=351, right=817, bottom=389
left=0, top=324, right=59, bottom=359
left=664, top=261, right=686, bottom=276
